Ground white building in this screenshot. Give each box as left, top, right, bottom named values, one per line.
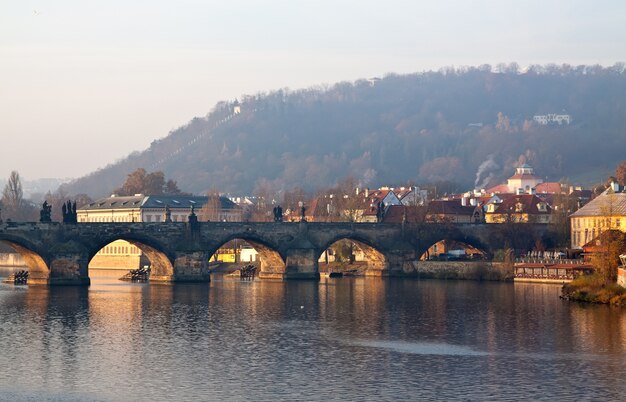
left=532, top=114, right=571, bottom=125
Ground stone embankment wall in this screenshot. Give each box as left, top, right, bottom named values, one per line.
left=0, top=253, right=27, bottom=268
left=409, top=261, right=513, bottom=281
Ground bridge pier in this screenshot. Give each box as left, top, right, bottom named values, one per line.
left=151, top=251, right=210, bottom=283
left=257, top=248, right=320, bottom=280
left=284, top=248, right=320, bottom=280
left=364, top=253, right=417, bottom=277
left=33, top=253, right=91, bottom=286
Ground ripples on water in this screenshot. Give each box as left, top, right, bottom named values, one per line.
left=1, top=269, right=625, bottom=401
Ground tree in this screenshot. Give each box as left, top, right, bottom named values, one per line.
left=114, top=168, right=185, bottom=196
left=1, top=171, right=36, bottom=221
left=198, top=189, right=221, bottom=221
left=2, top=171, right=24, bottom=212
left=548, top=183, right=574, bottom=248
left=43, top=189, right=93, bottom=222
left=615, top=161, right=626, bottom=186
left=333, top=176, right=364, bottom=222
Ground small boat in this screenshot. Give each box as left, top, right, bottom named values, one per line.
left=119, top=266, right=150, bottom=282
left=2, top=270, right=29, bottom=284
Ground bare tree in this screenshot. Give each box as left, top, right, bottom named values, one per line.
left=2, top=171, right=23, bottom=211
left=615, top=161, right=626, bottom=186
left=333, top=176, right=365, bottom=222
left=1, top=171, right=37, bottom=222
left=198, top=189, right=221, bottom=221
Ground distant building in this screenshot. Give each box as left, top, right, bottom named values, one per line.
left=78, top=194, right=241, bottom=223
left=485, top=194, right=553, bottom=224
left=393, top=186, right=429, bottom=206
left=233, top=99, right=241, bottom=114
left=425, top=200, right=482, bottom=223
left=485, top=164, right=568, bottom=196
left=532, top=114, right=571, bottom=125
left=569, top=182, right=626, bottom=249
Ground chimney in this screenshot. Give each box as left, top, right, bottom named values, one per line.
left=365, top=188, right=369, bottom=198
left=610, top=181, right=620, bottom=192
left=470, top=198, right=477, bottom=206
left=461, top=197, right=468, bottom=206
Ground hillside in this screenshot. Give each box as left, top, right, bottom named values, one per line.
left=61, top=64, right=626, bottom=198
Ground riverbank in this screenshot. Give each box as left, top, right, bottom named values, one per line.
left=322, top=261, right=513, bottom=281
left=412, top=261, right=513, bottom=281
left=561, top=274, right=626, bottom=306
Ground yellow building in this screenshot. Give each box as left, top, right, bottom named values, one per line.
left=570, top=182, right=626, bottom=249
left=485, top=194, right=553, bottom=224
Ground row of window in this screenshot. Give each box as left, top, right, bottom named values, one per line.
left=79, top=212, right=243, bottom=223
left=80, top=216, right=137, bottom=222
left=97, top=245, right=141, bottom=255
left=573, top=217, right=622, bottom=229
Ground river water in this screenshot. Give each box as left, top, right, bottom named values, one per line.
left=0, top=269, right=625, bottom=401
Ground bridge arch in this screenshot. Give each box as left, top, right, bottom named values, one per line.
left=207, top=233, right=286, bottom=276
left=0, top=234, right=50, bottom=285
left=418, top=239, right=488, bottom=261
left=87, top=234, right=174, bottom=280
left=317, top=235, right=387, bottom=274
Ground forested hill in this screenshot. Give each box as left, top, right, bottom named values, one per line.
left=62, top=64, right=626, bottom=198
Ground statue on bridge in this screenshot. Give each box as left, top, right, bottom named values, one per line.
left=273, top=205, right=283, bottom=222
left=300, top=204, right=307, bottom=222
left=376, top=201, right=385, bottom=223
left=164, top=204, right=172, bottom=223
left=40, top=201, right=52, bottom=223
left=62, top=200, right=77, bottom=223
left=188, top=205, right=198, bottom=225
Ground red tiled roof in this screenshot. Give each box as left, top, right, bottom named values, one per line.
left=536, top=182, right=563, bottom=194
left=426, top=200, right=476, bottom=216
left=485, top=184, right=510, bottom=194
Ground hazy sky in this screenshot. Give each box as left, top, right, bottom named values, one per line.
left=1, top=0, right=625, bottom=180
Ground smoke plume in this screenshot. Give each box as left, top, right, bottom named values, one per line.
left=474, top=154, right=499, bottom=189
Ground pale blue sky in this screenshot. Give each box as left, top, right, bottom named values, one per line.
left=1, top=0, right=625, bottom=180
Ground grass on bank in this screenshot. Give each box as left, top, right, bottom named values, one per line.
left=562, top=274, right=626, bottom=305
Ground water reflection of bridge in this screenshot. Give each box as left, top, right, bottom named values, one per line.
left=0, top=221, right=554, bottom=285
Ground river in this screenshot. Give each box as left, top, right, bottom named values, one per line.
left=0, top=269, right=625, bottom=401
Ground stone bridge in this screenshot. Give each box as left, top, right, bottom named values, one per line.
left=0, top=221, right=555, bottom=285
